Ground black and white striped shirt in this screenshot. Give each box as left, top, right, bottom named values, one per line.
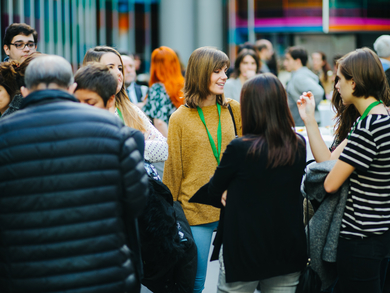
left=339, top=114, right=390, bottom=239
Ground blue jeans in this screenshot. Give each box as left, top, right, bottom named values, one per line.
left=191, top=221, right=219, bottom=293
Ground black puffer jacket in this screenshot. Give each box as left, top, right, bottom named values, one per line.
left=0, top=90, right=148, bottom=293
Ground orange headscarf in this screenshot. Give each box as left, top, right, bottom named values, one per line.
left=149, top=46, right=185, bottom=108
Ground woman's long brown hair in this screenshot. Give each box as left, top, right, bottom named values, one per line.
left=332, top=48, right=390, bottom=143
left=240, top=73, right=304, bottom=168
left=184, top=47, right=230, bottom=108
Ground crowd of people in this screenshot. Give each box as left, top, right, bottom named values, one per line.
left=1, top=22, right=390, bottom=293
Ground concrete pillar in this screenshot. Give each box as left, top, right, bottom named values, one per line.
left=159, top=0, right=195, bottom=65
left=195, top=0, right=223, bottom=50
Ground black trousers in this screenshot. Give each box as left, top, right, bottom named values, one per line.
left=337, top=230, right=390, bottom=293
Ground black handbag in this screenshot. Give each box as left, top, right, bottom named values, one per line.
left=295, top=191, right=322, bottom=293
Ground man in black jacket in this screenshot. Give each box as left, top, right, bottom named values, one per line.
left=0, top=55, right=148, bottom=293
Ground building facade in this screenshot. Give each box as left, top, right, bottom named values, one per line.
left=1, top=0, right=390, bottom=72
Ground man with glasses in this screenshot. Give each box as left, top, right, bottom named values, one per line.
left=3, top=23, right=37, bottom=63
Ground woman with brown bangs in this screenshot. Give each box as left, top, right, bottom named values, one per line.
left=203, top=73, right=307, bottom=293
left=83, top=46, right=168, bottom=165
left=163, top=47, right=242, bottom=293
left=298, top=48, right=390, bottom=292
left=143, top=46, right=185, bottom=137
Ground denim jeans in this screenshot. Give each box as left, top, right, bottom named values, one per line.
left=190, top=221, right=219, bottom=293
left=217, top=245, right=300, bottom=293
left=337, top=229, right=390, bottom=293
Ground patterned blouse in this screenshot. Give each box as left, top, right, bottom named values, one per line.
left=143, top=83, right=177, bottom=125
left=115, top=105, right=168, bottom=163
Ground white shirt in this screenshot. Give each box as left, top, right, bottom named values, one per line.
left=126, top=82, right=148, bottom=104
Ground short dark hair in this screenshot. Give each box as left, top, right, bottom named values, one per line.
left=238, top=42, right=257, bottom=54
left=3, top=23, right=38, bottom=46
left=286, top=46, right=308, bottom=66
left=75, top=63, right=117, bottom=105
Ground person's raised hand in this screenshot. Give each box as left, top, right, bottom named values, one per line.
left=242, top=70, right=256, bottom=80
left=144, top=129, right=156, bottom=141
left=221, top=190, right=227, bottom=207
left=297, top=91, right=316, bottom=124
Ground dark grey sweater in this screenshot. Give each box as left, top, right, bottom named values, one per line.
left=301, top=160, right=349, bottom=290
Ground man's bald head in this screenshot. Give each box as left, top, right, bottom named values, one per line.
left=256, top=39, right=274, bottom=61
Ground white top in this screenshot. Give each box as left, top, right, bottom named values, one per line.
left=224, top=78, right=242, bottom=103
left=115, top=106, right=168, bottom=163
left=126, top=82, right=148, bottom=104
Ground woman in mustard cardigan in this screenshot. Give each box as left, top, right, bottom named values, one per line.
left=163, top=47, right=242, bottom=293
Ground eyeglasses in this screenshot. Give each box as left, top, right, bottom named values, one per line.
left=9, top=42, right=36, bottom=50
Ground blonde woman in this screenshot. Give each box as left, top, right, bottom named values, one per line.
left=83, top=46, right=167, bottom=165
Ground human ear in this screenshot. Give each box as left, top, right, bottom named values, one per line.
left=68, top=82, right=77, bottom=94
left=106, top=95, right=115, bottom=110
left=3, top=45, right=10, bottom=56
left=351, top=79, right=356, bottom=90
left=20, top=86, right=30, bottom=98
left=20, top=86, right=30, bottom=97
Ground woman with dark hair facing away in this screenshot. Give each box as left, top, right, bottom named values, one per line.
left=298, top=48, right=390, bottom=292
left=143, top=46, right=185, bottom=137
left=312, top=51, right=333, bottom=98
left=204, top=73, right=307, bottom=292
left=83, top=46, right=168, bottom=165
left=0, top=52, right=41, bottom=118
left=224, top=48, right=260, bottom=102
left=163, top=46, right=242, bottom=293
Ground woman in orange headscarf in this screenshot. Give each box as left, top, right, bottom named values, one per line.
left=143, top=46, right=185, bottom=137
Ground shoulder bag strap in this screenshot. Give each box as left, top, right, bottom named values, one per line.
left=227, top=104, right=238, bottom=138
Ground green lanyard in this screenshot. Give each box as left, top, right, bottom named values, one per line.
left=117, top=107, right=124, bottom=122
left=348, top=100, right=383, bottom=140
left=197, top=103, right=222, bottom=164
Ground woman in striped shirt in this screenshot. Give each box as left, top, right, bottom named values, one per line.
left=298, top=47, right=390, bottom=293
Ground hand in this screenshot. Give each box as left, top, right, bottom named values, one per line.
left=297, top=91, right=316, bottom=124
left=221, top=190, right=227, bottom=207
left=242, top=70, right=256, bottom=80
left=144, top=129, right=156, bottom=141
left=136, top=102, right=146, bottom=109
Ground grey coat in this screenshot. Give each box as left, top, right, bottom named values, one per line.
left=286, top=66, right=324, bottom=126
left=301, top=160, right=349, bottom=290
left=1, top=94, right=23, bottom=118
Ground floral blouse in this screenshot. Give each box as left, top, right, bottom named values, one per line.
left=115, top=105, right=168, bottom=163
left=143, top=83, right=177, bottom=125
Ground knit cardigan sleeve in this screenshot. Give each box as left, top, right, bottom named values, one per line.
left=163, top=110, right=182, bottom=201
